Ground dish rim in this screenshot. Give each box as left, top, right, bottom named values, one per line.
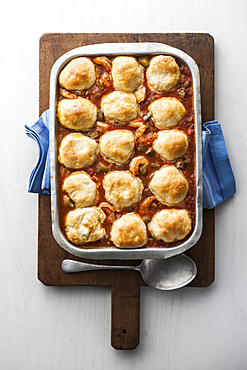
left=49, top=42, right=203, bottom=260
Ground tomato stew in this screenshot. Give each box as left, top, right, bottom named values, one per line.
left=56, top=55, right=196, bottom=249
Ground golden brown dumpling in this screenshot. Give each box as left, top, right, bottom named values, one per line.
left=152, top=129, right=188, bottom=161
left=148, top=209, right=192, bottom=243
left=110, top=213, right=148, bottom=248
left=101, top=91, right=139, bottom=123
left=57, top=98, right=97, bottom=131
left=62, top=171, right=98, bottom=208
left=146, top=55, right=180, bottom=92
left=58, top=133, right=99, bottom=169
left=102, top=170, right=143, bottom=210
left=149, top=165, right=188, bottom=206
left=59, top=57, right=96, bottom=91
left=149, top=97, right=186, bottom=129
left=112, top=56, right=144, bottom=93
left=99, top=130, right=135, bottom=164
left=65, top=207, right=106, bottom=245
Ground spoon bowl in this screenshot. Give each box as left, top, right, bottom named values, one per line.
left=62, top=254, right=197, bottom=290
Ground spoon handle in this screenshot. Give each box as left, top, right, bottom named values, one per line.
left=62, top=259, right=138, bottom=273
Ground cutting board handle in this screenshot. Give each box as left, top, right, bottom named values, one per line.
left=111, top=281, right=140, bottom=349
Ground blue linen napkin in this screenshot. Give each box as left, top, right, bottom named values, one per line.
left=25, top=110, right=50, bottom=194
left=202, top=120, right=236, bottom=208
left=25, top=111, right=236, bottom=208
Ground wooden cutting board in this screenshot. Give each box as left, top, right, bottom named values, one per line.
left=38, top=33, right=215, bottom=350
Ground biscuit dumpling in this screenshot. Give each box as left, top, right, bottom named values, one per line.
left=112, top=56, right=144, bottom=93
left=57, top=98, right=97, bottom=131
left=63, top=171, right=98, bottom=208
left=146, top=55, right=181, bottom=92
left=65, top=207, right=106, bottom=245
left=110, top=213, right=148, bottom=249
left=99, top=130, right=135, bottom=164
left=102, top=170, right=143, bottom=210
left=149, top=165, right=188, bottom=206
left=59, top=57, right=96, bottom=91
left=58, top=133, right=99, bottom=169
left=101, top=91, right=139, bottom=123
left=148, top=209, right=192, bottom=243
left=149, top=97, right=186, bottom=129
left=152, top=129, right=188, bottom=161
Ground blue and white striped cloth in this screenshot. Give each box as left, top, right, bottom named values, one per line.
left=25, top=112, right=236, bottom=209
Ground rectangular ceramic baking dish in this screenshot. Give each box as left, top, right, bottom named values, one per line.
left=49, top=42, right=203, bottom=260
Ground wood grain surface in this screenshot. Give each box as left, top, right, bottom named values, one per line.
left=38, top=33, right=215, bottom=350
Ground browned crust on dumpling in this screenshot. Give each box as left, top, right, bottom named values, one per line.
left=57, top=98, right=97, bottom=131
left=149, top=165, right=189, bottom=206
left=102, top=170, right=143, bottom=210
left=101, top=91, right=139, bottom=123
left=65, top=207, right=106, bottom=245
left=111, top=213, right=148, bottom=248
left=152, top=129, right=188, bottom=161
left=149, top=97, right=186, bottom=129
left=58, top=133, right=99, bottom=169
left=99, top=129, right=135, bottom=164
left=146, top=55, right=181, bottom=92
left=112, top=56, right=144, bottom=93
left=148, top=209, right=192, bottom=243
left=59, top=57, right=96, bottom=91
left=62, top=171, right=98, bottom=208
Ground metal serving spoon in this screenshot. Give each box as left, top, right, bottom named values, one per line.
left=61, top=254, right=197, bottom=290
